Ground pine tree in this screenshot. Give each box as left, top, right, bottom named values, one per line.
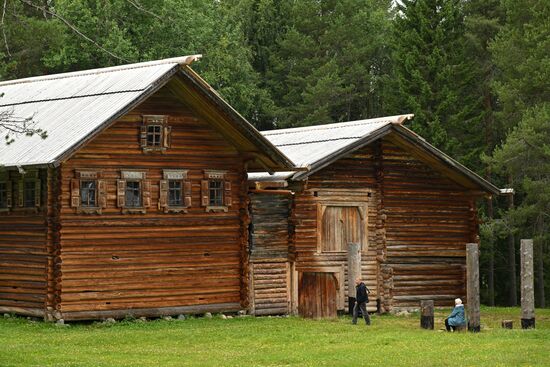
left=260, top=0, right=393, bottom=128
left=489, top=0, right=550, bottom=307
left=388, top=0, right=482, bottom=167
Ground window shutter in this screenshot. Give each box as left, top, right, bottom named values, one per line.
left=98, top=180, right=107, bottom=208
left=6, top=181, right=12, bottom=208
left=140, top=125, right=147, bottom=148
left=163, top=126, right=171, bottom=148
left=142, top=180, right=151, bottom=208
left=34, top=180, right=41, bottom=207
left=70, top=179, right=80, bottom=208
left=117, top=180, right=126, bottom=207
left=17, top=179, right=23, bottom=207
left=159, top=180, right=168, bottom=209
left=201, top=180, right=209, bottom=207
left=184, top=180, right=192, bottom=208
left=224, top=181, right=232, bottom=207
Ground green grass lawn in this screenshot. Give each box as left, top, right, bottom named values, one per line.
left=0, top=307, right=548, bottom=367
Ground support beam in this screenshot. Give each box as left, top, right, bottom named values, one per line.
left=466, top=243, right=480, bottom=332
left=420, top=300, right=434, bottom=330
left=520, top=239, right=535, bottom=329
left=347, top=242, right=361, bottom=314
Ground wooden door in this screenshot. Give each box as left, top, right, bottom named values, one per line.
left=298, top=272, right=337, bottom=318
left=320, top=206, right=364, bottom=252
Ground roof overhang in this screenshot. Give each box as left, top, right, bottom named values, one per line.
left=166, top=66, right=295, bottom=172
left=0, top=55, right=295, bottom=172
left=269, top=123, right=500, bottom=196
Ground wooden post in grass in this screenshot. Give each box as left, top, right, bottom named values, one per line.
left=420, top=300, right=434, bottom=329
left=466, top=243, right=480, bottom=332
left=520, top=239, right=535, bottom=329
left=347, top=242, right=361, bottom=315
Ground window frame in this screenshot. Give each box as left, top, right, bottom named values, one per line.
left=125, top=180, right=142, bottom=208
left=14, top=170, right=41, bottom=212
left=118, top=170, right=150, bottom=214
left=201, top=170, right=232, bottom=213
left=71, top=171, right=106, bottom=214
left=80, top=180, right=98, bottom=208
left=208, top=180, right=224, bottom=207
left=140, top=115, right=171, bottom=153
left=160, top=169, right=190, bottom=214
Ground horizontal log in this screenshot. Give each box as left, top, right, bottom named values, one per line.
left=61, top=302, right=241, bottom=321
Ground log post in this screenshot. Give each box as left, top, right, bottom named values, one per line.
left=420, top=300, right=434, bottom=330
left=520, top=239, right=535, bottom=329
left=347, top=242, right=361, bottom=314
left=466, top=243, right=480, bottom=332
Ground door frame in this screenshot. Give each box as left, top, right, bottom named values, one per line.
left=292, top=265, right=345, bottom=314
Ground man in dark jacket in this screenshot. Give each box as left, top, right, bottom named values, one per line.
left=352, top=277, right=371, bottom=325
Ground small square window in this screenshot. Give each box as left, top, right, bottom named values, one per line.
left=208, top=180, right=224, bottom=207
left=146, top=125, right=162, bottom=147
left=125, top=181, right=141, bottom=207
left=24, top=181, right=36, bottom=208
left=80, top=180, right=97, bottom=207
left=0, top=182, right=6, bottom=208
left=168, top=180, right=183, bottom=206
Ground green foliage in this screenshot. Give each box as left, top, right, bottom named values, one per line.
left=1, top=308, right=549, bottom=366
left=255, top=0, right=393, bottom=128
left=388, top=0, right=483, bottom=168
left=490, top=0, right=550, bottom=130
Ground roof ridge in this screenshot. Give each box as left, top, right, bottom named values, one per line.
left=262, top=115, right=411, bottom=136
left=275, top=136, right=362, bottom=147
left=0, top=55, right=201, bottom=87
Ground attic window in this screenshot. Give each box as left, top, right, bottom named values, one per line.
left=140, top=115, right=171, bottom=152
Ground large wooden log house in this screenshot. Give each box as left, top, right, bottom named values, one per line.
left=248, top=116, right=502, bottom=317
left=0, top=56, right=294, bottom=321
left=0, top=56, right=502, bottom=321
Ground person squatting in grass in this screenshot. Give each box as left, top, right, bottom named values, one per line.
left=352, top=277, right=371, bottom=325
left=445, top=298, right=466, bottom=331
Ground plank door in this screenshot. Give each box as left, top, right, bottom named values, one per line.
left=298, top=272, right=337, bottom=318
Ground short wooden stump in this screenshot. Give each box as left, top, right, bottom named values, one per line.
left=501, top=320, right=513, bottom=329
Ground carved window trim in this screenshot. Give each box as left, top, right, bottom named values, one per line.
left=117, top=170, right=150, bottom=214
left=11, top=170, right=41, bottom=213
left=140, top=115, right=171, bottom=153
left=70, top=170, right=106, bottom=214
left=201, top=170, right=232, bottom=213
left=159, top=169, right=191, bottom=214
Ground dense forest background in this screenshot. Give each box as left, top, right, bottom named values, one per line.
left=0, top=0, right=548, bottom=306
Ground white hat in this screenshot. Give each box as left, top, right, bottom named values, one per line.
left=455, top=298, right=462, bottom=305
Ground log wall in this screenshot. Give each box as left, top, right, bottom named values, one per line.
left=381, top=138, right=474, bottom=308
left=0, top=169, right=49, bottom=317
left=293, top=145, right=380, bottom=312
left=249, top=137, right=479, bottom=314
left=248, top=192, right=292, bottom=315
left=56, top=86, right=247, bottom=320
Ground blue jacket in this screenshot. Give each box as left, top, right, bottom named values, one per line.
left=447, top=304, right=466, bottom=326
